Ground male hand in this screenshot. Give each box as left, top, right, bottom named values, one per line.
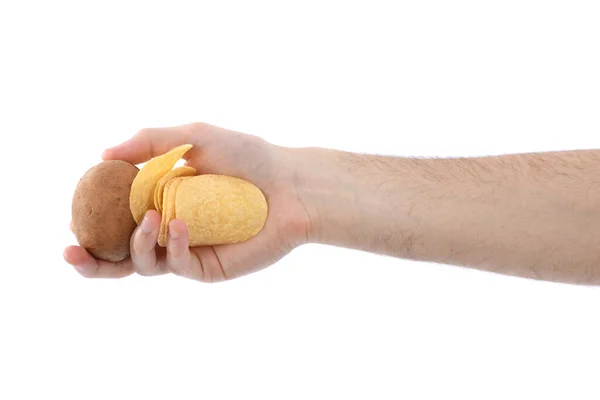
left=64, top=123, right=310, bottom=282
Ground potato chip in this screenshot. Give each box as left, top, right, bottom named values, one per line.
left=175, top=174, right=267, bottom=246
left=129, top=144, right=193, bottom=224
left=153, top=183, right=161, bottom=214
left=158, top=176, right=188, bottom=247
left=154, top=166, right=196, bottom=213
left=158, top=178, right=175, bottom=246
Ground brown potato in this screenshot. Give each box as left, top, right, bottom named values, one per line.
left=72, top=160, right=139, bottom=262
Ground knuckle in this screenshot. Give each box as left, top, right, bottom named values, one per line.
left=166, top=257, right=208, bottom=282
left=135, top=269, right=155, bottom=277
left=135, top=127, right=153, bottom=138
left=190, top=121, right=208, bottom=131
left=166, top=258, right=190, bottom=277
left=135, top=258, right=165, bottom=277
left=131, top=255, right=158, bottom=276
left=76, top=266, right=97, bottom=279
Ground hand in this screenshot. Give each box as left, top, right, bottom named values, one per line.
left=64, top=122, right=311, bottom=282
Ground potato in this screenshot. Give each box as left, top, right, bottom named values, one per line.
left=72, top=160, right=139, bottom=262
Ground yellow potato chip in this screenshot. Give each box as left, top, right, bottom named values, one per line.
left=129, top=144, right=193, bottom=224
left=153, top=183, right=161, bottom=214
left=158, top=178, right=175, bottom=246
left=154, top=166, right=196, bottom=213
left=175, top=174, right=267, bottom=246
left=158, top=176, right=188, bottom=247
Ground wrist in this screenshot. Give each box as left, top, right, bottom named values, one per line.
left=286, top=146, right=363, bottom=246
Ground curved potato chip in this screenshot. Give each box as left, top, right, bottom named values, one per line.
left=158, top=178, right=175, bottom=247
left=154, top=166, right=196, bottom=213
left=175, top=175, right=267, bottom=246
left=153, top=184, right=161, bottom=214
left=158, top=176, right=189, bottom=247
left=129, top=144, right=193, bottom=224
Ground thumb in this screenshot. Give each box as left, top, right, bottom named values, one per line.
left=102, top=126, right=193, bottom=165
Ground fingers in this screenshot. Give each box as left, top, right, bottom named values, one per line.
left=165, top=219, right=207, bottom=281
left=63, top=246, right=134, bottom=278
left=66, top=213, right=229, bottom=282
left=65, top=210, right=166, bottom=278
left=130, top=210, right=167, bottom=276
left=102, top=124, right=197, bottom=165
left=166, top=219, right=230, bottom=282
left=66, top=221, right=133, bottom=278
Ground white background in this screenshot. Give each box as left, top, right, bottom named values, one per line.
left=1, top=1, right=600, bottom=399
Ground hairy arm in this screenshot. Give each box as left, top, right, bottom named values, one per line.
left=291, top=147, right=600, bottom=285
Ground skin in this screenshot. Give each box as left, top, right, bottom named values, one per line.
left=64, top=122, right=600, bottom=285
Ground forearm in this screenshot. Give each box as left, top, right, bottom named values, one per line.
left=292, top=147, right=600, bottom=285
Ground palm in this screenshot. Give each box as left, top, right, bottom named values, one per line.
left=181, top=125, right=308, bottom=280
left=190, top=189, right=306, bottom=281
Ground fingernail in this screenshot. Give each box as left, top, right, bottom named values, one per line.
left=74, top=265, right=86, bottom=273
left=101, top=148, right=114, bottom=159
left=140, top=215, right=153, bottom=233
left=169, top=222, right=180, bottom=239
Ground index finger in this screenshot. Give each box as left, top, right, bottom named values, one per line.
left=102, top=125, right=195, bottom=165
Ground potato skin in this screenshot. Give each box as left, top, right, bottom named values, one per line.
left=72, top=160, right=139, bottom=262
